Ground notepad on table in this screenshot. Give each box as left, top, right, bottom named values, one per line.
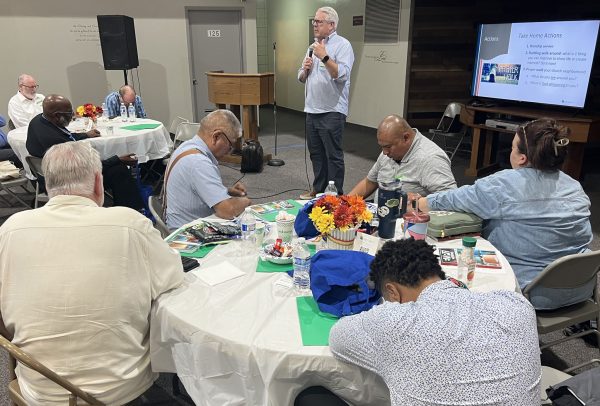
left=192, top=261, right=245, bottom=286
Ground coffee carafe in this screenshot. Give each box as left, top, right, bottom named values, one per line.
left=377, top=180, right=408, bottom=239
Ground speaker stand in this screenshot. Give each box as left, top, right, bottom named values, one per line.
left=267, top=41, right=284, bottom=167
left=123, top=70, right=128, bottom=86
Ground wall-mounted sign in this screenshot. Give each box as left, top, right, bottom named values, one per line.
left=353, top=16, right=364, bottom=26
left=207, top=29, right=221, bottom=38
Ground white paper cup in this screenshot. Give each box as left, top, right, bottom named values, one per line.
left=276, top=219, right=295, bottom=243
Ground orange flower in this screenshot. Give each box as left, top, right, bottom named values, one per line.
left=76, top=103, right=103, bottom=118
left=311, top=194, right=372, bottom=234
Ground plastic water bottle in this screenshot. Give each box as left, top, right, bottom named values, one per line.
left=128, top=104, right=136, bottom=122
left=324, top=180, right=338, bottom=196
left=457, top=237, right=477, bottom=287
left=101, top=102, right=108, bottom=121
left=120, top=102, right=127, bottom=122
left=293, top=237, right=311, bottom=295
left=240, top=207, right=256, bottom=251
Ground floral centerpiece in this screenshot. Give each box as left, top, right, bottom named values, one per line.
left=76, top=103, right=103, bottom=121
left=309, top=195, right=373, bottom=250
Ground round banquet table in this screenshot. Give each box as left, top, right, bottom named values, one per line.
left=7, top=118, right=172, bottom=178
left=150, top=220, right=518, bottom=406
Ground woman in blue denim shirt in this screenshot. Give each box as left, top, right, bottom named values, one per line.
left=419, top=118, right=593, bottom=309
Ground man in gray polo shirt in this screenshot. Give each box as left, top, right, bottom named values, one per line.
left=165, top=110, right=251, bottom=230
left=349, top=115, right=456, bottom=198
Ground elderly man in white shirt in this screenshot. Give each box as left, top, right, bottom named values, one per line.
left=7, top=73, right=44, bottom=128
left=0, top=141, right=184, bottom=405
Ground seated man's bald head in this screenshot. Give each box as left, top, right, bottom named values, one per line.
left=379, top=115, right=413, bottom=137
left=42, top=95, right=72, bottom=116
left=119, top=85, right=137, bottom=105
left=200, top=109, right=242, bottom=138
left=196, top=109, right=242, bottom=160
left=42, top=95, right=73, bottom=128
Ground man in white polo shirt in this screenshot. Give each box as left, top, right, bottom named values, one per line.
left=8, top=73, right=44, bottom=128
left=349, top=114, right=457, bottom=198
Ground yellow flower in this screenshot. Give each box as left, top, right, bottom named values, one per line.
left=76, top=105, right=85, bottom=116
left=309, top=206, right=335, bottom=235
left=357, top=209, right=373, bottom=224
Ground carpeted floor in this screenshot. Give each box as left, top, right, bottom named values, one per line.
left=0, top=106, right=598, bottom=404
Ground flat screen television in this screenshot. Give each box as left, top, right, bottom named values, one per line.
left=471, top=20, right=600, bottom=109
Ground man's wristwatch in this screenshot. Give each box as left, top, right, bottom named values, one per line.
left=321, top=55, right=330, bottom=64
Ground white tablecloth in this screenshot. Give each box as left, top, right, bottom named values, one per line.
left=7, top=118, right=172, bottom=177
left=150, top=222, right=517, bottom=406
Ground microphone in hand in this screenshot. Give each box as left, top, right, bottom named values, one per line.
left=308, top=38, right=317, bottom=58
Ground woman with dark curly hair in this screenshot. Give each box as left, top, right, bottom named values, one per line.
left=418, top=118, right=593, bottom=309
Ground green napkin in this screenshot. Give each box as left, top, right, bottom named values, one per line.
left=296, top=296, right=339, bottom=346
left=180, top=245, right=217, bottom=258
left=258, top=200, right=304, bottom=222
left=121, top=123, right=162, bottom=131
left=256, top=258, right=293, bottom=273
left=256, top=245, right=316, bottom=273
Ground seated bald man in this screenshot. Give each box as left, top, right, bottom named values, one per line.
left=26, top=94, right=144, bottom=210
left=104, top=85, right=147, bottom=119
left=349, top=115, right=457, bottom=198
left=165, top=109, right=251, bottom=230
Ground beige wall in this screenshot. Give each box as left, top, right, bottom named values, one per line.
left=267, top=0, right=413, bottom=128
left=0, top=0, right=258, bottom=127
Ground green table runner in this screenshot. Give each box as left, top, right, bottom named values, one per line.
left=256, top=200, right=304, bottom=222
left=296, top=296, right=339, bottom=346
left=121, top=123, right=162, bottom=131
left=180, top=245, right=217, bottom=258
left=256, top=245, right=316, bottom=273
left=256, top=259, right=293, bottom=273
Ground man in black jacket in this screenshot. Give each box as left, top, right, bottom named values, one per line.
left=26, top=94, right=143, bottom=209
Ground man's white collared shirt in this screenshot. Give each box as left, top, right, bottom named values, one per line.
left=8, top=91, right=44, bottom=128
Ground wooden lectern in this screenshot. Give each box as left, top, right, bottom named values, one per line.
left=206, top=72, right=274, bottom=163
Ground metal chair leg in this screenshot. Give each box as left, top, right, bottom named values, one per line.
left=449, top=132, right=466, bottom=162
left=1, top=188, right=30, bottom=208
left=33, top=182, right=39, bottom=209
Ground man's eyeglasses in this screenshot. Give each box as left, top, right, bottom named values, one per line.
left=20, top=84, right=39, bottom=90
left=312, top=19, right=331, bottom=26
left=218, top=131, right=238, bottom=153
left=55, top=111, right=74, bottom=120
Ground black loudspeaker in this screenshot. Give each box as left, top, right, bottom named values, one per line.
left=97, top=15, right=139, bottom=70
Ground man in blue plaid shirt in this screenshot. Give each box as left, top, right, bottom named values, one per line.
left=104, top=85, right=147, bottom=119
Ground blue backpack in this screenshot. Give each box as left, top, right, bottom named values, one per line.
left=294, top=201, right=319, bottom=238
left=309, top=250, right=380, bottom=317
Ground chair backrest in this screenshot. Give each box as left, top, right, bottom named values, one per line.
left=169, top=116, right=189, bottom=135
left=0, top=335, right=104, bottom=405
left=523, top=250, right=600, bottom=293
left=149, top=195, right=170, bottom=238
left=25, top=156, right=44, bottom=179
left=435, top=102, right=463, bottom=132
left=174, top=122, right=200, bottom=144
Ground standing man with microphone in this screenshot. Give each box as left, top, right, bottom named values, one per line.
left=298, top=6, right=354, bottom=199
